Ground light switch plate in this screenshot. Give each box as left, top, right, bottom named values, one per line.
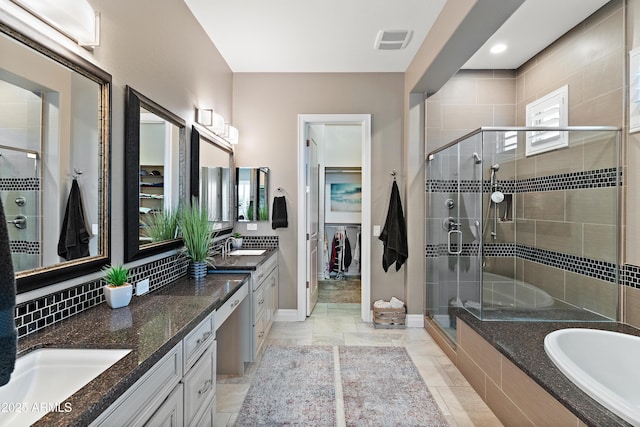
left=136, top=278, right=150, bottom=296
left=373, top=225, right=381, bottom=236
left=247, top=223, right=258, bottom=231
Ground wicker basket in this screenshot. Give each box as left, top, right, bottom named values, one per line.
left=373, top=305, right=406, bottom=329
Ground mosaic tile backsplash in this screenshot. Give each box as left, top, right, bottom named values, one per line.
left=14, top=235, right=279, bottom=338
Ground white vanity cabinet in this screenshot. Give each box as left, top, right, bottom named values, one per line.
left=249, top=253, right=278, bottom=361
left=91, top=311, right=217, bottom=427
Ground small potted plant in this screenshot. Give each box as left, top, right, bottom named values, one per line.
left=231, top=232, right=243, bottom=249
left=179, top=197, right=214, bottom=279
left=102, top=264, right=132, bottom=309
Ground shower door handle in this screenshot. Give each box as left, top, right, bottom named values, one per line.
left=447, top=229, right=462, bottom=255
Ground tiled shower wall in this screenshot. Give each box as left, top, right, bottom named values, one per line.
left=425, top=0, right=626, bottom=321
left=14, top=235, right=279, bottom=338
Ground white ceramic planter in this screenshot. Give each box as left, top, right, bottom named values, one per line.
left=231, top=237, right=243, bottom=249
left=104, top=283, right=133, bottom=309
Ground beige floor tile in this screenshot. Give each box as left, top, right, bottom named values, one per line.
left=216, top=383, right=250, bottom=412
left=216, top=302, right=498, bottom=426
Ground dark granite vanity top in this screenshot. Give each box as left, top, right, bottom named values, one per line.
left=210, top=247, right=277, bottom=271
left=455, top=309, right=640, bottom=427
left=17, top=273, right=250, bottom=427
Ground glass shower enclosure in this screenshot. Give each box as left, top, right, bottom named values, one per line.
left=426, top=127, right=619, bottom=341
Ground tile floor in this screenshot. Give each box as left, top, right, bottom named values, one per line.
left=215, top=303, right=503, bottom=426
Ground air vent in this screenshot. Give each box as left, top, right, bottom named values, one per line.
left=374, top=30, right=413, bottom=50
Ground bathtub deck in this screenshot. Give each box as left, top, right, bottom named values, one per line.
left=454, top=309, right=639, bottom=427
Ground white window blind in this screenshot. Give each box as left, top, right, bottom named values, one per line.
left=525, top=85, right=568, bottom=156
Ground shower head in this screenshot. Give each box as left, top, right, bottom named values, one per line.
left=472, top=152, right=482, bottom=164
left=491, top=164, right=500, bottom=171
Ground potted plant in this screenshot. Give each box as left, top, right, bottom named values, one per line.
left=179, top=197, right=214, bottom=279
left=231, top=232, right=243, bottom=249
left=102, top=264, right=132, bottom=309
left=141, top=208, right=179, bottom=243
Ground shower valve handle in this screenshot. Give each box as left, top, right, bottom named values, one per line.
left=7, top=214, right=27, bottom=229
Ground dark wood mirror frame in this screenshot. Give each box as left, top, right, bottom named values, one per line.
left=1, top=21, right=113, bottom=293
left=124, top=86, right=186, bottom=261
left=190, top=125, right=234, bottom=236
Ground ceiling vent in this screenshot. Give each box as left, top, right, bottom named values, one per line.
left=374, top=30, right=413, bottom=50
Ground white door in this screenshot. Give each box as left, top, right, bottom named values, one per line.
left=306, top=137, right=319, bottom=316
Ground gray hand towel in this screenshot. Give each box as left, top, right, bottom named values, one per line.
left=272, top=196, right=288, bottom=229
left=0, top=198, right=17, bottom=386
left=379, top=181, right=408, bottom=272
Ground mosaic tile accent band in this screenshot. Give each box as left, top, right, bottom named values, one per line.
left=0, top=177, right=40, bottom=191
left=621, top=264, right=640, bottom=289
left=9, top=240, right=40, bottom=255
left=427, top=167, right=621, bottom=193
left=15, top=254, right=188, bottom=338
left=426, top=243, right=617, bottom=284
left=14, top=236, right=279, bottom=338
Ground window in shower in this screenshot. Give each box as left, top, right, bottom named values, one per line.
left=525, top=85, right=568, bottom=156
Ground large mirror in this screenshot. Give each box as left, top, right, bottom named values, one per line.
left=190, top=126, right=233, bottom=234
left=124, top=87, right=186, bottom=261
left=0, top=21, right=111, bottom=293
left=236, top=167, right=269, bottom=221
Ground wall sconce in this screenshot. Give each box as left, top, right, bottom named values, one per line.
left=10, top=0, right=100, bottom=47
left=226, top=125, right=239, bottom=145
left=197, top=108, right=213, bottom=126
left=196, top=108, right=226, bottom=135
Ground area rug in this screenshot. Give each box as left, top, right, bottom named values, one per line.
left=235, top=345, right=336, bottom=426
left=339, top=346, right=448, bottom=426
left=236, top=345, right=448, bottom=426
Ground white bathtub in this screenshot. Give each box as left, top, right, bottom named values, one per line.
left=544, top=328, right=640, bottom=425
left=481, top=272, right=554, bottom=309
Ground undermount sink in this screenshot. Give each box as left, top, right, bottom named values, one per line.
left=228, top=249, right=266, bottom=256
left=0, top=348, right=130, bottom=427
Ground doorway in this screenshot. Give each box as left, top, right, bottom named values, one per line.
left=297, top=114, right=371, bottom=322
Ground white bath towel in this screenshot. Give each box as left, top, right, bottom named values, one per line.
left=373, top=299, right=392, bottom=309
left=390, top=297, right=405, bottom=309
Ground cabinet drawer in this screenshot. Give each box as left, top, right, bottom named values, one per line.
left=183, top=342, right=216, bottom=426
left=91, top=342, right=183, bottom=426
left=215, top=281, right=248, bottom=331
left=144, top=383, right=183, bottom=427
left=253, top=314, right=266, bottom=357
left=261, top=254, right=277, bottom=276
left=193, top=396, right=215, bottom=427
left=253, top=284, right=265, bottom=322
left=183, top=312, right=215, bottom=372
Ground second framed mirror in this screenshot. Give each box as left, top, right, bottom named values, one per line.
left=124, top=86, right=186, bottom=261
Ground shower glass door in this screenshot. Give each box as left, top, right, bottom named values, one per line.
left=426, top=134, right=482, bottom=342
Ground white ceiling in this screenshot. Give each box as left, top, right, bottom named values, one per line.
left=184, top=0, right=611, bottom=73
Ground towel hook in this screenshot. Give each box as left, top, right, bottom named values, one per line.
left=391, top=170, right=397, bottom=181
left=73, top=168, right=83, bottom=179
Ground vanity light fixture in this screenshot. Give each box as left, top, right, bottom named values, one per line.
left=197, top=108, right=213, bottom=127
left=226, top=125, right=239, bottom=145
left=10, top=0, right=100, bottom=47
left=196, top=108, right=227, bottom=136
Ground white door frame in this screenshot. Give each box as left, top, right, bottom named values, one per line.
left=297, top=114, right=372, bottom=322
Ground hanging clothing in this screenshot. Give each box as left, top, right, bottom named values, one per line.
left=379, top=180, right=408, bottom=272
left=0, top=198, right=16, bottom=386
left=58, top=179, right=90, bottom=260
left=353, top=231, right=361, bottom=273
left=272, top=196, right=288, bottom=229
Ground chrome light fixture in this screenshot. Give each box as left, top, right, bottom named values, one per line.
left=10, top=0, right=100, bottom=47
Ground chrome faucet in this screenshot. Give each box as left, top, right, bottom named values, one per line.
left=222, top=237, right=234, bottom=257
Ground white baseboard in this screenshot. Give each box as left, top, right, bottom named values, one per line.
left=406, top=314, right=425, bottom=328
left=274, top=309, right=299, bottom=322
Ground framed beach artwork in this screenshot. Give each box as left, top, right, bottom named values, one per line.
left=326, top=182, right=361, bottom=223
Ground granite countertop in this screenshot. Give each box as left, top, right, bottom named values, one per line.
left=17, top=273, right=250, bottom=427
left=210, top=247, right=277, bottom=271
left=455, top=309, right=639, bottom=427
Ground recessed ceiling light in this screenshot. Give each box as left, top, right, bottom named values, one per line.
left=490, top=43, right=507, bottom=54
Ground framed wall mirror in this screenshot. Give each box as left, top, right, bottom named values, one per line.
left=236, top=167, right=269, bottom=221
left=190, top=126, right=233, bottom=235
left=0, top=21, right=111, bottom=293
left=124, top=86, right=186, bottom=261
